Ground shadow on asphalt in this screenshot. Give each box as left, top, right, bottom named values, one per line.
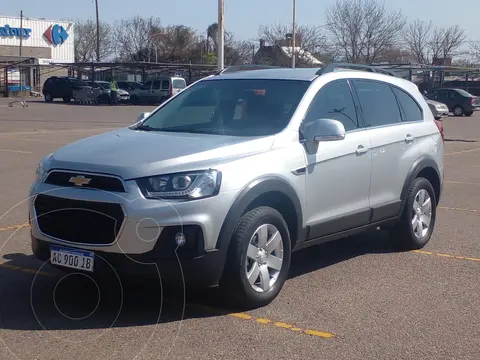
left=0, top=230, right=397, bottom=332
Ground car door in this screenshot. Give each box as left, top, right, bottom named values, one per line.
left=150, top=80, right=162, bottom=103
left=351, top=79, right=420, bottom=222
left=160, top=79, right=171, bottom=99
left=301, top=79, right=373, bottom=239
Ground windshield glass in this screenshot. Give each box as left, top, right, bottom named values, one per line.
left=138, top=79, right=310, bottom=136
left=97, top=82, right=111, bottom=89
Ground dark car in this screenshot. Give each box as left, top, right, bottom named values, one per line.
left=42, top=77, right=90, bottom=103
left=427, top=88, right=480, bottom=116
left=117, top=81, right=143, bottom=92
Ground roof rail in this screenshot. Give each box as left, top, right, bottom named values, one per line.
left=215, top=64, right=283, bottom=75
left=316, top=63, right=399, bottom=77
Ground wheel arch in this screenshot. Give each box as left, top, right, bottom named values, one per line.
left=216, top=176, right=304, bottom=259
left=401, top=156, right=441, bottom=206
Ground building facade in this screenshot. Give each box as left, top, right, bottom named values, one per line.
left=0, top=15, right=74, bottom=93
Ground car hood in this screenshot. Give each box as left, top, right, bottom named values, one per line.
left=47, top=127, right=274, bottom=179
left=426, top=99, right=447, bottom=107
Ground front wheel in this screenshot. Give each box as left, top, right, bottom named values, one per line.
left=130, top=95, right=140, bottom=105
left=44, top=94, right=53, bottom=102
left=465, top=111, right=473, bottom=116
left=220, top=206, right=291, bottom=309
left=388, top=177, right=437, bottom=250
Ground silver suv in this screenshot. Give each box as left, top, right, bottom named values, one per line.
left=29, top=64, right=445, bottom=309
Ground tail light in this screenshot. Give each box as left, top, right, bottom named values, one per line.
left=434, top=119, right=444, bottom=143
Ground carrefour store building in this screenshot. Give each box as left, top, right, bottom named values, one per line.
left=0, top=15, right=74, bottom=92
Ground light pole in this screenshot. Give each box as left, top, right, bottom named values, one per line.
left=95, top=0, right=100, bottom=62
left=292, top=0, right=296, bottom=68
left=217, top=0, right=225, bottom=71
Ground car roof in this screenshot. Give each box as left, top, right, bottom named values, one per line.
left=205, top=68, right=321, bottom=81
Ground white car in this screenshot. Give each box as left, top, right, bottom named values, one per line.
left=92, top=81, right=130, bottom=103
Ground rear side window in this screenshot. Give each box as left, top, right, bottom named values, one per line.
left=173, top=79, right=186, bottom=89
left=391, top=86, right=423, bottom=122
left=353, top=80, right=402, bottom=127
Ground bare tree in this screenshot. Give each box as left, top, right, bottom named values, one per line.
left=470, top=41, right=480, bottom=63
left=258, top=22, right=327, bottom=54
left=325, top=0, right=406, bottom=63
left=113, top=16, right=162, bottom=61
left=74, top=19, right=114, bottom=62
left=429, top=25, right=466, bottom=63
left=402, top=19, right=432, bottom=64
left=157, top=25, right=199, bottom=62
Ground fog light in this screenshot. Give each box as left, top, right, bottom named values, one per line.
left=175, top=232, right=186, bottom=247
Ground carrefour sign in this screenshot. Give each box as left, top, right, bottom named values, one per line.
left=0, top=24, right=32, bottom=38
left=44, top=24, right=69, bottom=46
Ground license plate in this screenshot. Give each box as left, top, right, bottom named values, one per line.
left=50, top=245, right=94, bottom=272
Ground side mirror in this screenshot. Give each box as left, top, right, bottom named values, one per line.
left=301, top=118, right=346, bottom=154
left=136, top=111, right=151, bottom=123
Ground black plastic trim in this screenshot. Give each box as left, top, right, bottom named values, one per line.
left=306, top=209, right=371, bottom=239
left=370, top=201, right=403, bottom=223
left=400, top=156, right=441, bottom=203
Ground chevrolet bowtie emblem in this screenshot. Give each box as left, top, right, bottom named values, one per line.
left=69, top=175, right=92, bottom=186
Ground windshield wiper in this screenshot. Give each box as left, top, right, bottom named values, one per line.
left=134, top=124, right=157, bottom=131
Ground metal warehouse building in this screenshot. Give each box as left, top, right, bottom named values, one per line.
left=0, top=15, right=74, bottom=94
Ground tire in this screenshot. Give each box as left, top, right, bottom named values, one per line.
left=220, top=206, right=291, bottom=309
left=388, top=177, right=437, bottom=251
left=44, top=94, right=53, bottom=102
left=453, top=105, right=464, bottom=116
left=465, top=111, right=473, bottom=116
left=63, top=97, right=71, bottom=103
left=131, top=95, right=140, bottom=105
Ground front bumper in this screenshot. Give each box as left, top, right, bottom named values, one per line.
left=29, top=176, right=236, bottom=286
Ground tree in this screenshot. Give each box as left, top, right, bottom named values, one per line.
left=402, top=19, right=433, bottom=64
left=470, top=41, right=480, bottom=63
left=258, top=22, right=328, bottom=55
left=325, top=0, right=406, bottom=63
left=74, top=19, right=114, bottom=62
left=113, top=16, right=162, bottom=61
left=157, top=25, right=199, bottom=62
left=428, top=25, right=466, bottom=64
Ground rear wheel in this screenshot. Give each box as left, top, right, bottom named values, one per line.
left=63, top=97, right=71, bottom=103
left=388, top=177, right=437, bottom=250
left=453, top=105, right=464, bottom=116
left=44, top=94, right=53, bottom=102
left=220, top=206, right=291, bottom=309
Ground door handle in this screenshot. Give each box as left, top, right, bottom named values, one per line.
left=356, top=145, right=369, bottom=155
left=405, top=134, right=415, bottom=143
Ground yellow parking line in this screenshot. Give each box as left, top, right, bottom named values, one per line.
left=0, top=224, right=29, bottom=231
left=0, top=148, right=32, bottom=154
left=445, top=147, right=480, bottom=156
left=439, top=206, right=480, bottom=214
left=445, top=180, right=480, bottom=186
left=1, top=261, right=335, bottom=339
left=0, top=263, right=56, bottom=277
left=412, top=250, right=480, bottom=263
left=445, top=163, right=480, bottom=168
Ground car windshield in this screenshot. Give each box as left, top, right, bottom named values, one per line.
left=130, top=82, right=143, bottom=89
left=136, top=78, right=310, bottom=137
left=96, top=82, right=110, bottom=89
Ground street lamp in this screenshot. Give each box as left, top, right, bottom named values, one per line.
left=95, top=0, right=100, bottom=62
left=292, top=0, right=296, bottom=68
left=148, top=32, right=165, bottom=63
left=217, top=0, right=225, bottom=71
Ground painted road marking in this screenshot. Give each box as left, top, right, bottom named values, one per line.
left=445, top=147, right=480, bottom=156
left=0, top=262, right=335, bottom=340
left=439, top=206, right=480, bottom=214
left=413, top=250, right=480, bottom=263
left=445, top=180, right=480, bottom=186
left=0, top=224, right=29, bottom=231
left=0, top=148, right=32, bottom=154
left=445, top=163, right=480, bottom=168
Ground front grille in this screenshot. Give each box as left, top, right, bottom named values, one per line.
left=44, top=171, right=126, bottom=192
left=34, top=194, right=125, bottom=245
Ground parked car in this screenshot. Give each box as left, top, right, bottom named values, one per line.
left=29, top=64, right=444, bottom=309
left=427, top=88, right=480, bottom=116
left=91, top=81, right=130, bottom=103
left=129, top=76, right=187, bottom=105
left=424, top=96, right=449, bottom=120
left=117, top=81, right=143, bottom=92
left=42, top=77, right=91, bottom=103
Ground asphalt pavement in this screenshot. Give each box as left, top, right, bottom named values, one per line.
left=0, top=98, right=479, bottom=360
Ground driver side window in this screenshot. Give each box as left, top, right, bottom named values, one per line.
left=304, top=80, right=359, bottom=132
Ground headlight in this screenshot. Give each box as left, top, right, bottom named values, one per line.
left=137, top=170, right=222, bottom=200
left=35, top=153, right=53, bottom=183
